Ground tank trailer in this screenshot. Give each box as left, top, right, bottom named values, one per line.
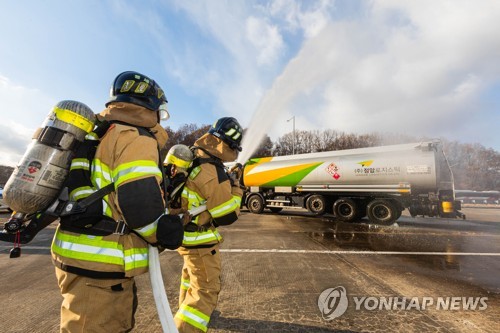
left=240, top=141, right=463, bottom=225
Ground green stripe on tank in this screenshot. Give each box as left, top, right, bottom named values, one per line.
left=263, top=163, right=322, bottom=187
left=245, top=158, right=262, bottom=165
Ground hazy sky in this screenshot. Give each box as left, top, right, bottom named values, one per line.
left=1, top=0, right=499, bottom=166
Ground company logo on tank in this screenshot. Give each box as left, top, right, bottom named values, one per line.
left=354, top=160, right=402, bottom=176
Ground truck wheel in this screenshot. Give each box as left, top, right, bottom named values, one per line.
left=367, top=199, right=397, bottom=225
left=269, top=207, right=283, bottom=213
left=333, top=198, right=359, bottom=222
left=247, top=195, right=264, bottom=214
left=306, top=195, right=326, bottom=215
left=395, top=208, right=403, bottom=220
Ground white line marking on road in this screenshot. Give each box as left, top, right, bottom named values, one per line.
left=1, top=246, right=499, bottom=256
left=0, top=246, right=49, bottom=250
left=220, top=249, right=500, bottom=256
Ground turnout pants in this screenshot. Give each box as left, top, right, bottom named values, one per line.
left=55, top=267, right=138, bottom=333
left=175, top=245, right=221, bottom=333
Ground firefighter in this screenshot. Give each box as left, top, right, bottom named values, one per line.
left=51, top=71, right=183, bottom=333
left=174, top=117, right=244, bottom=333
left=164, top=144, right=194, bottom=215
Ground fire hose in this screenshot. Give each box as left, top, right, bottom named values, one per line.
left=149, top=205, right=207, bottom=333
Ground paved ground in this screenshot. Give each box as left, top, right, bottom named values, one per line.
left=0, top=207, right=499, bottom=332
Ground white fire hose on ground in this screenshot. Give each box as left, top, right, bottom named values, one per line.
left=149, top=205, right=207, bottom=333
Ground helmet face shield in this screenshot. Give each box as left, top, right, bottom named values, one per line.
left=159, top=102, right=170, bottom=121
left=164, top=144, right=193, bottom=169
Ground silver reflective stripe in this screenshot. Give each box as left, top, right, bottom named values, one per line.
left=71, top=160, right=90, bottom=168
left=178, top=307, right=208, bottom=328
left=183, top=233, right=219, bottom=242
left=210, top=199, right=239, bottom=217
left=102, top=200, right=110, bottom=215
left=135, top=220, right=158, bottom=235
left=93, top=164, right=112, bottom=182
left=114, top=166, right=161, bottom=180
left=125, top=253, right=148, bottom=264
left=54, top=238, right=123, bottom=258
left=72, top=188, right=96, bottom=199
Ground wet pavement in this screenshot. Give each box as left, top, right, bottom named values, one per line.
left=0, top=207, right=499, bottom=332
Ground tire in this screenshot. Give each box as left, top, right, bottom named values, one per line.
left=395, top=208, right=403, bottom=220
left=247, top=195, right=264, bottom=214
left=306, top=194, right=326, bottom=215
left=269, top=207, right=283, bottom=213
left=367, top=199, right=397, bottom=225
left=333, top=198, right=359, bottom=222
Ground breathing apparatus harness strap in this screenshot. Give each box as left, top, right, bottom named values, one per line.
left=58, top=183, right=115, bottom=216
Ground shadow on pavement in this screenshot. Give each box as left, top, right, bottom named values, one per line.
left=210, top=312, right=355, bottom=333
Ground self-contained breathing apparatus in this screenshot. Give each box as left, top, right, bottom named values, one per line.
left=0, top=101, right=97, bottom=257
left=1, top=115, right=183, bottom=257
left=0, top=118, right=118, bottom=256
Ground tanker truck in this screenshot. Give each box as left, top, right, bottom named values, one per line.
left=240, top=140, right=463, bottom=225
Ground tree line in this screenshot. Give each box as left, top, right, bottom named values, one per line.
left=165, top=124, right=500, bottom=192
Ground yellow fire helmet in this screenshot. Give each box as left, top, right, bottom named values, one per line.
left=164, top=144, right=194, bottom=170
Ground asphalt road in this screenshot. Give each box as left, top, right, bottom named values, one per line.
left=0, top=207, right=499, bottom=332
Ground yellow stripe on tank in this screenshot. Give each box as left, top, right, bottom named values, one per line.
left=244, top=162, right=322, bottom=187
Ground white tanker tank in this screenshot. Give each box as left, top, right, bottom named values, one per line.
left=241, top=141, right=463, bottom=225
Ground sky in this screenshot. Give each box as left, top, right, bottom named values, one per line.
left=1, top=0, right=499, bottom=166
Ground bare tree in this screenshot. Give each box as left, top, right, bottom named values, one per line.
left=164, top=123, right=210, bottom=152
left=250, top=134, right=274, bottom=158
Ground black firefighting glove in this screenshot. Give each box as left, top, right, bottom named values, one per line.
left=156, top=214, right=184, bottom=250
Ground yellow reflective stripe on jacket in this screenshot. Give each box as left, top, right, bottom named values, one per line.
left=183, top=229, right=222, bottom=246
left=103, top=199, right=113, bottom=217
left=124, top=247, right=148, bottom=271
left=52, top=231, right=149, bottom=273
left=112, top=160, right=162, bottom=187
left=92, top=159, right=113, bottom=184
left=181, top=278, right=190, bottom=290
left=70, top=186, right=95, bottom=201
left=91, top=159, right=114, bottom=217
left=70, top=158, right=90, bottom=171
left=134, top=220, right=158, bottom=238
left=209, top=195, right=241, bottom=218
left=86, top=132, right=99, bottom=140
left=181, top=188, right=207, bottom=225
left=175, top=304, right=210, bottom=332
left=52, top=232, right=124, bottom=266
left=181, top=188, right=205, bottom=210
